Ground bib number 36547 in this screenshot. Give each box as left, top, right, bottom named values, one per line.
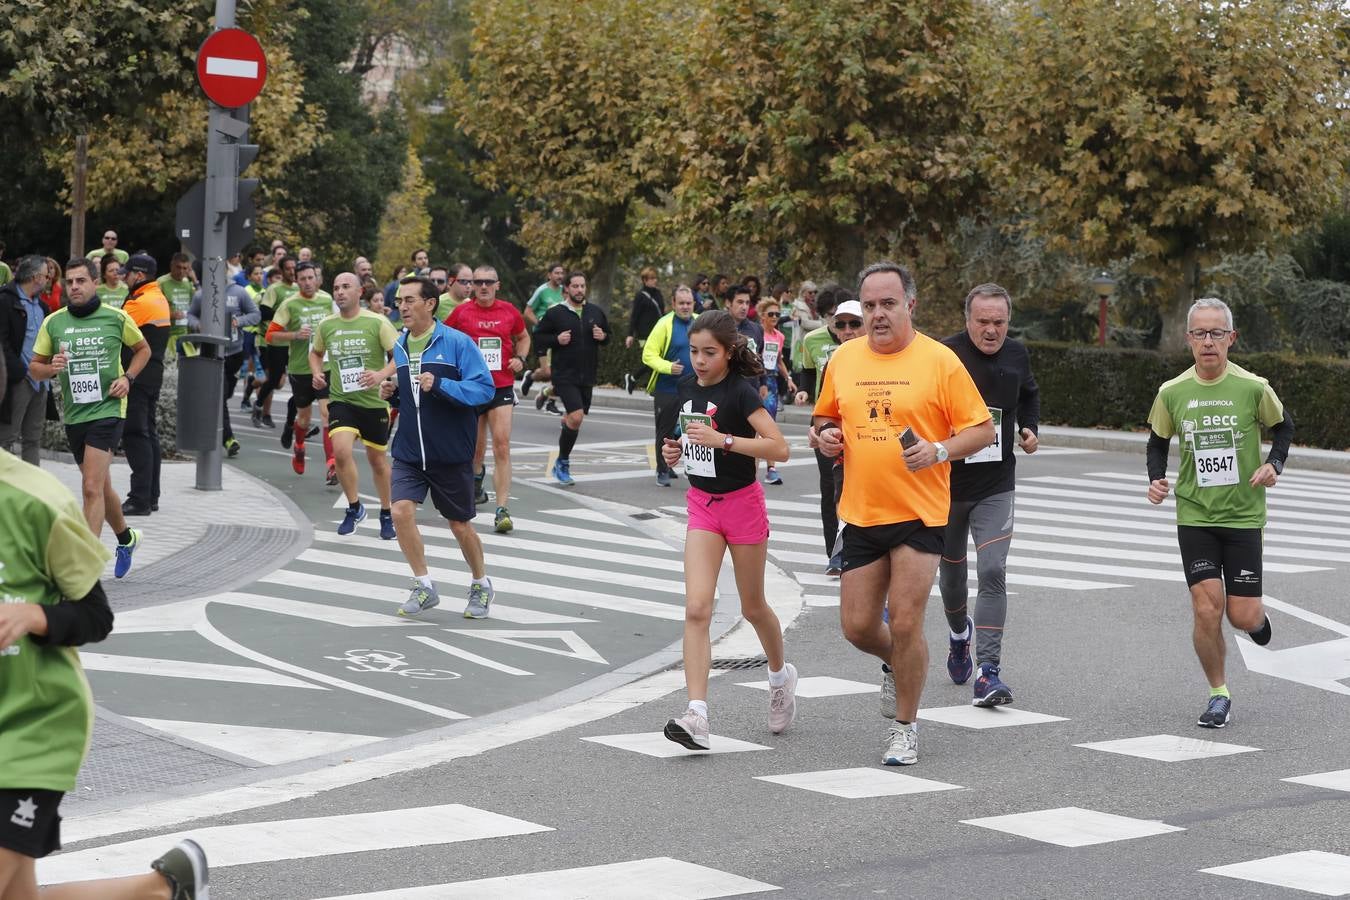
left=1193, top=429, right=1238, bottom=487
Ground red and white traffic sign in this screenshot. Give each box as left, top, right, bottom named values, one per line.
left=196, top=28, right=268, bottom=108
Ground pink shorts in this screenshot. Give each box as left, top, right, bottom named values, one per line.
left=686, top=481, right=770, bottom=545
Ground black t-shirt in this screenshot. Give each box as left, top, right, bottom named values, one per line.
left=940, top=332, right=1040, bottom=502
left=675, top=373, right=764, bottom=494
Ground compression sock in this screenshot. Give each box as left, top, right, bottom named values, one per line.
left=559, top=424, right=579, bottom=458
left=1209, top=684, right=1230, bottom=699
left=322, top=427, right=334, bottom=462
left=293, top=423, right=306, bottom=449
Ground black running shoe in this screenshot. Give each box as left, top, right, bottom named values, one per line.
left=1248, top=615, right=1272, bottom=646
left=1198, top=695, right=1232, bottom=728
left=281, top=424, right=293, bottom=449
left=521, top=369, right=534, bottom=397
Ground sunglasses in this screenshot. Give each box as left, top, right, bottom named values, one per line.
left=431, top=278, right=447, bottom=285
left=762, top=311, right=780, bottom=318
left=835, top=318, right=864, bottom=328
left=456, top=278, right=472, bottom=285
left=472, top=279, right=497, bottom=286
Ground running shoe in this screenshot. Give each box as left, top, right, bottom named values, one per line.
left=338, top=502, right=366, bottom=535
left=545, top=398, right=561, bottom=416
left=113, top=528, right=141, bottom=579
left=150, top=838, right=209, bottom=900
left=379, top=509, right=396, bottom=540
left=764, top=466, right=783, bottom=485
left=664, top=708, right=710, bottom=750
left=281, top=423, right=293, bottom=449
left=1248, top=615, right=1272, bottom=646
left=1198, top=694, right=1232, bottom=728
left=623, top=372, right=635, bottom=394
left=656, top=470, right=671, bottom=487
left=520, top=369, right=534, bottom=397
left=534, top=391, right=547, bottom=411
left=292, top=445, right=305, bottom=474
left=552, top=458, right=574, bottom=486
left=474, top=468, right=489, bottom=505
left=308, top=425, right=321, bottom=439
left=398, top=581, right=440, bottom=616
left=879, top=663, right=896, bottom=719
left=972, top=663, right=1014, bottom=707
left=225, top=437, right=240, bottom=458
left=261, top=414, right=275, bottom=428
left=464, top=578, right=494, bottom=618
left=825, top=550, right=843, bottom=577
left=250, top=407, right=263, bottom=428
left=326, top=461, right=338, bottom=486
left=947, top=614, right=973, bottom=684
left=494, top=506, right=513, bottom=534
left=882, top=721, right=918, bottom=766
left=768, top=662, right=799, bottom=734
left=240, top=396, right=251, bottom=410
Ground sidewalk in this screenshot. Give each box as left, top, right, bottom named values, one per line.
left=587, top=386, right=1350, bottom=474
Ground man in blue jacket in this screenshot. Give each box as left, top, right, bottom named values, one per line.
left=381, top=276, right=497, bottom=619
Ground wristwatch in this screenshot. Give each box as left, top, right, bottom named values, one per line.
left=933, top=442, right=949, bottom=463
left=1268, top=457, right=1284, bottom=475
left=722, top=434, right=735, bottom=451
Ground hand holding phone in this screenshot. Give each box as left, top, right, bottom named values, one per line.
left=899, top=426, right=917, bottom=449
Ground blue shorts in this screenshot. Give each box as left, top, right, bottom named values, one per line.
left=391, top=458, right=475, bottom=522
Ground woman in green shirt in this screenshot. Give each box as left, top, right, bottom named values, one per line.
left=95, top=256, right=128, bottom=307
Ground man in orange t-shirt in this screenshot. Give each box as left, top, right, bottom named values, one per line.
left=812, top=261, right=993, bottom=768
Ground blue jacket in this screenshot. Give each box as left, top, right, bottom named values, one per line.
left=388, top=321, right=495, bottom=466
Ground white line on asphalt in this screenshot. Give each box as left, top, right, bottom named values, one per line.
left=127, top=718, right=383, bottom=767
left=78, top=653, right=327, bottom=690
left=441, top=628, right=608, bottom=664
left=210, top=591, right=437, bottom=628
left=408, top=635, right=533, bottom=676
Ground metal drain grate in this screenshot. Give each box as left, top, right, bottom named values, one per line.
left=675, top=655, right=769, bottom=671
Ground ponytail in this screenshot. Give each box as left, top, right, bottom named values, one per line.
left=689, top=309, right=765, bottom=379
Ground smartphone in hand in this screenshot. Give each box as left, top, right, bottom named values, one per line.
left=899, top=426, right=917, bottom=449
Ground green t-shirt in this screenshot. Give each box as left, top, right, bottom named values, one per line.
left=799, top=325, right=842, bottom=399
left=0, top=261, right=11, bottom=286
left=33, top=304, right=144, bottom=425
left=157, top=275, right=195, bottom=331
left=272, top=291, right=336, bottom=374
left=527, top=283, right=563, bottom=320
left=406, top=328, right=434, bottom=379
left=0, top=449, right=111, bottom=791
left=435, top=293, right=462, bottom=322
left=1147, top=362, right=1285, bottom=528
left=87, top=248, right=129, bottom=265
left=261, top=280, right=298, bottom=313
left=95, top=283, right=128, bottom=307
left=311, top=309, right=399, bottom=409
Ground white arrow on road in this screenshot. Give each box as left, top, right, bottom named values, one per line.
left=1237, top=595, right=1350, bottom=696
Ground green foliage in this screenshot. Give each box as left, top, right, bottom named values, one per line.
left=1292, top=209, right=1350, bottom=284
left=372, top=147, right=432, bottom=280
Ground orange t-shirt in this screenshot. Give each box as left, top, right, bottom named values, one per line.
left=814, top=332, right=991, bottom=527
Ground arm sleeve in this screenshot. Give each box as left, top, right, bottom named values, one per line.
left=1147, top=430, right=1170, bottom=482
left=532, top=309, right=558, bottom=352
left=237, top=291, right=261, bottom=327
left=595, top=308, right=611, bottom=345
left=187, top=293, right=202, bottom=330
left=796, top=367, right=816, bottom=399
left=1018, top=348, right=1040, bottom=434
left=1266, top=407, right=1294, bottom=469
left=32, top=580, right=113, bottom=647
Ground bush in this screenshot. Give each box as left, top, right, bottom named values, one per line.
left=1028, top=342, right=1350, bottom=450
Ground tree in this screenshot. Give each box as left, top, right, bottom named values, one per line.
left=982, top=0, right=1350, bottom=349
left=372, top=146, right=432, bottom=280
left=449, top=0, right=689, bottom=311
left=667, top=0, right=987, bottom=284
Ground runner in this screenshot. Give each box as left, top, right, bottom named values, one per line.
left=0, top=373, right=209, bottom=898
left=252, top=255, right=298, bottom=429
left=239, top=263, right=267, bottom=410
left=266, top=261, right=337, bottom=480
left=380, top=276, right=496, bottom=618
left=521, top=262, right=565, bottom=410
left=812, top=261, right=993, bottom=766
left=938, top=283, right=1040, bottom=707
left=531, top=271, right=610, bottom=486
left=156, top=252, right=195, bottom=356
left=659, top=309, right=797, bottom=750
left=311, top=272, right=399, bottom=539
left=446, top=265, right=530, bottom=533
left=436, top=262, right=473, bottom=322
left=753, top=298, right=796, bottom=485
left=1146, top=297, right=1291, bottom=729
left=642, top=284, right=696, bottom=487
left=28, top=258, right=152, bottom=578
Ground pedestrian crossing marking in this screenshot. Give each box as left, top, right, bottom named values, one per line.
left=127, top=718, right=382, bottom=766
left=1074, top=734, right=1260, bottom=762
left=440, top=628, right=608, bottom=665
left=737, top=676, right=877, bottom=698
left=755, top=767, right=963, bottom=799
left=37, top=804, right=553, bottom=883
left=920, top=706, right=1068, bottom=729
left=211, top=591, right=438, bottom=628
left=1201, top=850, right=1350, bottom=895
left=961, top=806, right=1184, bottom=847
left=1283, top=769, right=1350, bottom=793
left=582, top=732, right=773, bottom=758
left=407, top=635, right=534, bottom=676
left=79, top=652, right=327, bottom=690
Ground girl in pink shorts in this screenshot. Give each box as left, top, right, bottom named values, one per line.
left=659, top=309, right=798, bottom=750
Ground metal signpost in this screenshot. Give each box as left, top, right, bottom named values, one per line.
left=186, top=1, right=265, bottom=489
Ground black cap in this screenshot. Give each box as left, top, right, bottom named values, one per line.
left=125, top=253, right=157, bottom=279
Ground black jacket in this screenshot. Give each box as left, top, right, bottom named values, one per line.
left=532, top=301, right=610, bottom=386
left=941, top=332, right=1040, bottom=501
left=0, top=281, right=33, bottom=424
left=628, top=287, right=664, bottom=342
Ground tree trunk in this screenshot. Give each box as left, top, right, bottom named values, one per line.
left=69, top=133, right=89, bottom=261
left=836, top=227, right=867, bottom=290
left=586, top=203, right=629, bottom=315
left=1158, top=246, right=1200, bottom=352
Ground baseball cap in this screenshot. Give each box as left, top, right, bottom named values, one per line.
left=834, top=300, right=862, bottom=319
left=125, top=253, right=157, bottom=279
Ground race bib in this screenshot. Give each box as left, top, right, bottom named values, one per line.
left=965, top=408, right=1003, bottom=464
left=338, top=355, right=365, bottom=393
left=1193, top=429, right=1238, bottom=487
left=679, top=412, right=716, bottom=477
left=477, top=336, right=503, bottom=371
left=409, top=353, right=421, bottom=379
left=762, top=340, right=780, bottom=372
left=68, top=359, right=103, bottom=405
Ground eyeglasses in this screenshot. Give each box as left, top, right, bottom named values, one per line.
left=472, top=279, right=496, bottom=286
left=1187, top=328, right=1232, bottom=341
left=761, top=311, right=780, bottom=318
left=431, top=278, right=447, bottom=285
left=835, top=319, right=863, bottom=329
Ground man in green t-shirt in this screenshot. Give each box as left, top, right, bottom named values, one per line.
left=1146, top=296, right=1295, bottom=730
left=311, top=272, right=398, bottom=538
left=267, top=261, right=336, bottom=480
left=28, top=258, right=150, bottom=578
left=520, top=262, right=566, bottom=405
left=434, top=262, right=473, bottom=322
left=86, top=229, right=129, bottom=266
left=157, top=252, right=196, bottom=356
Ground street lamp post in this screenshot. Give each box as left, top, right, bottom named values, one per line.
left=1091, top=271, right=1117, bottom=347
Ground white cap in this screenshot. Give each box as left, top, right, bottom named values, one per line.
left=834, top=300, right=862, bottom=319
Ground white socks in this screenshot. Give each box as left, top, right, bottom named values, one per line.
left=687, top=700, right=708, bottom=719
left=416, top=575, right=434, bottom=589
left=951, top=622, right=971, bottom=641
left=471, top=576, right=491, bottom=588
left=767, top=665, right=789, bottom=687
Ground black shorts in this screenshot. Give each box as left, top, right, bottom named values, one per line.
left=1177, top=525, right=1263, bottom=596
left=555, top=382, right=592, bottom=415
left=479, top=385, right=517, bottom=414
left=0, top=789, right=63, bottom=858
left=841, top=520, right=945, bottom=572
left=65, top=417, right=124, bottom=466
left=289, top=373, right=330, bottom=407
left=391, top=458, right=476, bottom=522
left=328, top=402, right=390, bottom=449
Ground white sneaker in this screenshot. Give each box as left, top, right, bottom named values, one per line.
left=882, top=721, right=918, bottom=766
left=768, top=663, right=798, bottom=734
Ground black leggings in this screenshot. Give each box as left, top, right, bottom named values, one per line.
left=256, top=345, right=288, bottom=405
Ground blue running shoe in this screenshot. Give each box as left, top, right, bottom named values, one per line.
left=972, top=663, right=1013, bottom=707
left=1198, top=694, right=1232, bottom=728
left=337, top=502, right=367, bottom=535
left=114, top=528, right=141, bottom=579
left=552, top=458, right=574, bottom=486
left=947, top=615, right=973, bottom=684
left=379, top=509, right=396, bottom=540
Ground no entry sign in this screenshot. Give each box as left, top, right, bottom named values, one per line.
left=196, top=28, right=267, bottom=108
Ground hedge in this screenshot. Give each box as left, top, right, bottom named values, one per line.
left=1027, top=342, right=1350, bottom=451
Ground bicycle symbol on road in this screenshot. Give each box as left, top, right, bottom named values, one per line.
left=324, top=648, right=462, bottom=680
